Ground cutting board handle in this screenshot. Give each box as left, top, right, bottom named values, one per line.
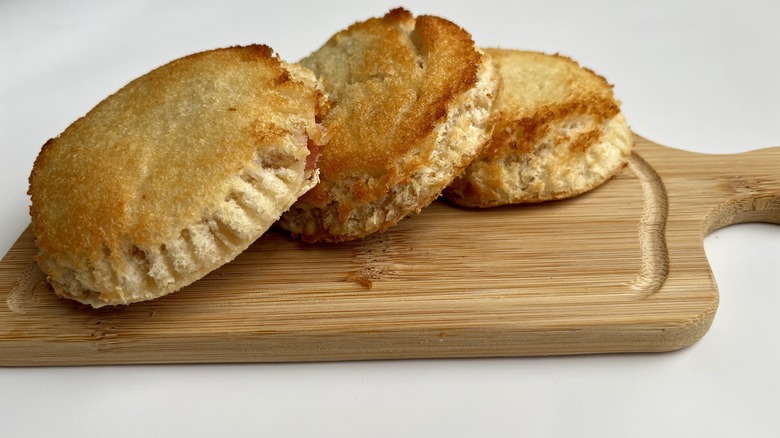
left=701, top=146, right=780, bottom=234
left=632, top=136, right=779, bottom=238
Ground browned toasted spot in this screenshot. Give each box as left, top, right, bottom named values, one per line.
left=237, top=43, right=275, bottom=61
left=383, top=7, right=414, bottom=23
left=275, top=69, right=293, bottom=85
left=569, top=128, right=602, bottom=153
left=484, top=98, right=620, bottom=160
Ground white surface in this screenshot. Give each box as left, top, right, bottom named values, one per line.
left=1, top=0, right=779, bottom=436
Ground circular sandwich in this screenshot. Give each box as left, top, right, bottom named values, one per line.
left=278, top=8, right=499, bottom=242
left=443, top=49, right=633, bottom=207
left=28, top=45, right=326, bottom=307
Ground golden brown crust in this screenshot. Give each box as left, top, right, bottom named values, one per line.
left=281, top=8, right=495, bottom=242
left=31, top=45, right=297, bottom=261
left=443, top=49, right=632, bottom=207
left=300, top=9, right=480, bottom=203
left=28, top=45, right=324, bottom=306
left=485, top=99, right=620, bottom=156
left=481, top=50, right=619, bottom=158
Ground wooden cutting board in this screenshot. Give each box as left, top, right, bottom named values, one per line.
left=1, top=134, right=778, bottom=366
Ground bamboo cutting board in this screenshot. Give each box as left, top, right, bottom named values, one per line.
left=1, top=134, right=778, bottom=366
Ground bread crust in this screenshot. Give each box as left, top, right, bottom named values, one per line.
left=443, top=49, right=633, bottom=207
left=279, top=8, right=498, bottom=242
left=28, top=45, right=325, bottom=306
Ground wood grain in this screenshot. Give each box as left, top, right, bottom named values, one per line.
left=1, top=134, right=778, bottom=366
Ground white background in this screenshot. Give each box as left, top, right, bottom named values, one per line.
left=2, top=1, right=779, bottom=436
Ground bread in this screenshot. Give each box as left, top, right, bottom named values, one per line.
left=443, top=49, right=633, bottom=207
left=278, top=8, right=499, bottom=242
left=28, top=45, right=326, bottom=307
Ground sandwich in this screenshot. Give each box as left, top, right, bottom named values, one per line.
left=278, top=8, right=499, bottom=242
left=443, top=49, right=633, bottom=207
left=28, top=45, right=325, bottom=307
